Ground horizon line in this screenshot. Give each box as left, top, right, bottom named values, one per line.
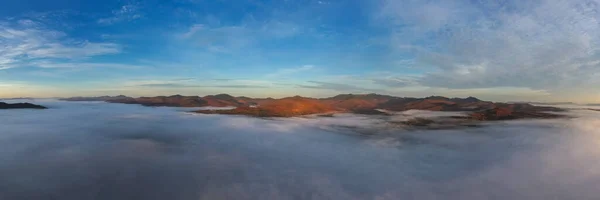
left=0, top=93, right=592, bottom=104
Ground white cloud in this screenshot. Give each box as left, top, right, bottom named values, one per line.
left=266, top=65, right=315, bottom=78
left=27, top=42, right=121, bottom=59
left=98, top=3, right=142, bottom=25
left=299, top=80, right=384, bottom=93
left=182, top=25, right=254, bottom=53
left=178, top=20, right=303, bottom=53
left=371, top=77, right=417, bottom=87
left=34, top=62, right=143, bottom=69
left=180, top=24, right=203, bottom=39
left=116, top=78, right=278, bottom=90
left=380, top=0, right=465, bottom=33
left=121, top=78, right=198, bottom=88
left=0, top=20, right=122, bottom=69
left=0, top=82, right=23, bottom=88
left=379, top=0, right=600, bottom=92
left=17, top=19, right=37, bottom=27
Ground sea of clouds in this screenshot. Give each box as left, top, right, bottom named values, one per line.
left=1, top=100, right=600, bottom=200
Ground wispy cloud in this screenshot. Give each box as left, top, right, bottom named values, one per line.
left=211, top=78, right=235, bottom=82
left=170, top=78, right=196, bottom=81
left=299, top=81, right=381, bottom=93
left=371, top=77, right=417, bottom=88
left=126, top=78, right=272, bottom=89
left=27, top=42, right=121, bottom=59
left=124, top=78, right=195, bottom=86
left=98, top=3, right=143, bottom=25
left=34, top=62, right=143, bottom=69
left=0, top=20, right=122, bottom=69
left=180, top=24, right=203, bottom=39
left=137, top=83, right=193, bottom=88
left=177, top=20, right=303, bottom=53
left=266, top=65, right=315, bottom=78
left=136, top=83, right=270, bottom=89
left=208, top=85, right=270, bottom=88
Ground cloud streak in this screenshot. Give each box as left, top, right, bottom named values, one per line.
left=299, top=80, right=382, bottom=93
left=127, top=78, right=272, bottom=89
left=136, top=83, right=269, bottom=88
left=266, top=65, right=315, bottom=78
left=371, top=77, right=417, bottom=88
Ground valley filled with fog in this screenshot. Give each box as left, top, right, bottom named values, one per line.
left=1, top=100, right=600, bottom=200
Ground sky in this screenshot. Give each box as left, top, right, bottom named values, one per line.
left=0, top=0, right=599, bottom=103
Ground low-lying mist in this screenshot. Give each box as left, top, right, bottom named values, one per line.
left=1, top=100, right=600, bottom=200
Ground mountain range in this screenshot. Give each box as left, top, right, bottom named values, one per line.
left=60, top=94, right=565, bottom=120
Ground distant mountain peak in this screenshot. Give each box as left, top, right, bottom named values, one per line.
left=213, top=94, right=235, bottom=99
left=463, top=96, right=481, bottom=102
left=425, top=96, right=449, bottom=100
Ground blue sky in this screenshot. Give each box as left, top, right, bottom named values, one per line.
left=1, top=0, right=599, bottom=103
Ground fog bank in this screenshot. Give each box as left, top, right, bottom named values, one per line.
left=1, top=100, right=600, bottom=200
